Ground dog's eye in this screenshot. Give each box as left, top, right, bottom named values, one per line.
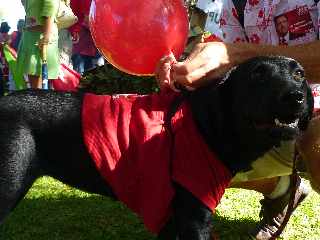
left=292, top=70, right=304, bottom=82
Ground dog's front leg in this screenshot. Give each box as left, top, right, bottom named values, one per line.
left=158, top=183, right=214, bottom=240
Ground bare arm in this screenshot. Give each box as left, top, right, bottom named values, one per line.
left=39, top=16, right=54, bottom=45
left=39, top=0, right=58, bottom=51
left=156, top=41, right=320, bottom=89
left=43, top=16, right=54, bottom=41
left=236, top=41, right=320, bottom=84
left=38, top=16, right=54, bottom=58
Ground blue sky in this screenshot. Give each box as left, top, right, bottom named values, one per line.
left=0, top=0, right=25, bottom=32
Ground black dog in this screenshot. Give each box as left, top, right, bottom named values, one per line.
left=0, top=56, right=313, bottom=239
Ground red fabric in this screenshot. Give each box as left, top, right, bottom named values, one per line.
left=69, top=0, right=92, bottom=35
left=82, top=91, right=232, bottom=233
left=9, top=31, right=18, bottom=49
left=72, top=27, right=97, bottom=56
left=203, top=34, right=223, bottom=43
left=53, top=64, right=80, bottom=91
left=69, top=0, right=97, bottom=56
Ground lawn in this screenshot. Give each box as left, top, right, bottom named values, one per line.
left=0, top=177, right=319, bottom=240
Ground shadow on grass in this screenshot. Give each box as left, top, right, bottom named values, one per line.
left=213, top=215, right=257, bottom=240
left=0, top=195, right=258, bottom=240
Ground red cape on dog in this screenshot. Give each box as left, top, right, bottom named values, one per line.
left=82, top=91, right=232, bottom=233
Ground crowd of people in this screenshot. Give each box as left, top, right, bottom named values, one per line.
left=0, top=0, right=104, bottom=91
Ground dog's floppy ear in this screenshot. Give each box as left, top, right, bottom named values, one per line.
left=299, top=82, right=314, bottom=131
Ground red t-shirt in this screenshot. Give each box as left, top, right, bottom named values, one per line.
left=82, top=91, right=232, bottom=233
left=69, top=0, right=91, bottom=34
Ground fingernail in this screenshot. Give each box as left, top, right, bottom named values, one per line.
left=163, top=80, right=169, bottom=84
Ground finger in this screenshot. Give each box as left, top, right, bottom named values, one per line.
left=155, top=56, right=169, bottom=79
left=155, top=53, right=178, bottom=88
left=156, top=62, right=173, bottom=89
left=166, top=51, right=177, bottom=63
left=155, top=54, right=175, bottom=76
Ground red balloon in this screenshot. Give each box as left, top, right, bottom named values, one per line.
left=89, top=0, right=189, bottom=76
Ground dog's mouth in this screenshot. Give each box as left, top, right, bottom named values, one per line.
left=274, top=117, right=300, bottom=129
left=254, top=117, right=300, bottom=131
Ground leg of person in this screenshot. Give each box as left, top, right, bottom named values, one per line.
left=297, top=115, right=320, bottom=193
left=58, top=29, right=73, bottom=67
left=82, top=54, right=95, bottom=72
left=241, top=176, right=309, bottom=240
left=92, top=52, right=105, bottom=67
left=28, top=74, right=42, bottom=89
left=230, top=141, right=310, bottom=240
left=8, top=72, right=16, bottom=92
left=71, top=53, right=84, bottom=74
left=230, top=177, right=280, bottom=195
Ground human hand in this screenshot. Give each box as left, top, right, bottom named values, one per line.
left=155, top=41, right=236, bottom=91
left=170, top=41, right=233, bottom=88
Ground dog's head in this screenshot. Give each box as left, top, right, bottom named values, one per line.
left=190, top=56, right=313, bottom=173
left=225, top=56, right=313, bottom=141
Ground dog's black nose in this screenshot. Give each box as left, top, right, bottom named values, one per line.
left=280, top=90, right=304, bottom=107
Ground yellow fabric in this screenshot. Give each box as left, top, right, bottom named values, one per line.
left=231, top=141, right=294, bottom=182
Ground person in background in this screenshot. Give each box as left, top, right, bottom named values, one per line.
left=0, top=47, right=6, bottom=95
left=17, top=0, right=59, bottom=89
left=274, top=14, right=289, bottom=46
left=69, top=0, right=98, bottom=74
left=10, top=19, right=25, bottom=51
left=57, top=0, right=73, bottom=68
left=0, top=21, right=11, bottom=94
left=156, top=1, right=320, bottom=239
left=71, top=24, right=97, bottom=74
left=6, top=19, right=25, bottom=91
left=0, top=22, right=11, bottom=43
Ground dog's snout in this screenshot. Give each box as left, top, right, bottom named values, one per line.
left=280, top=90, right=305, bottom=106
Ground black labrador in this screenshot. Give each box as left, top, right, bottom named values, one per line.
left=0, top=56, right=313, bottom=239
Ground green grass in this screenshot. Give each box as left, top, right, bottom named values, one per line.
left=0, top=177, right=319, bottom=240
